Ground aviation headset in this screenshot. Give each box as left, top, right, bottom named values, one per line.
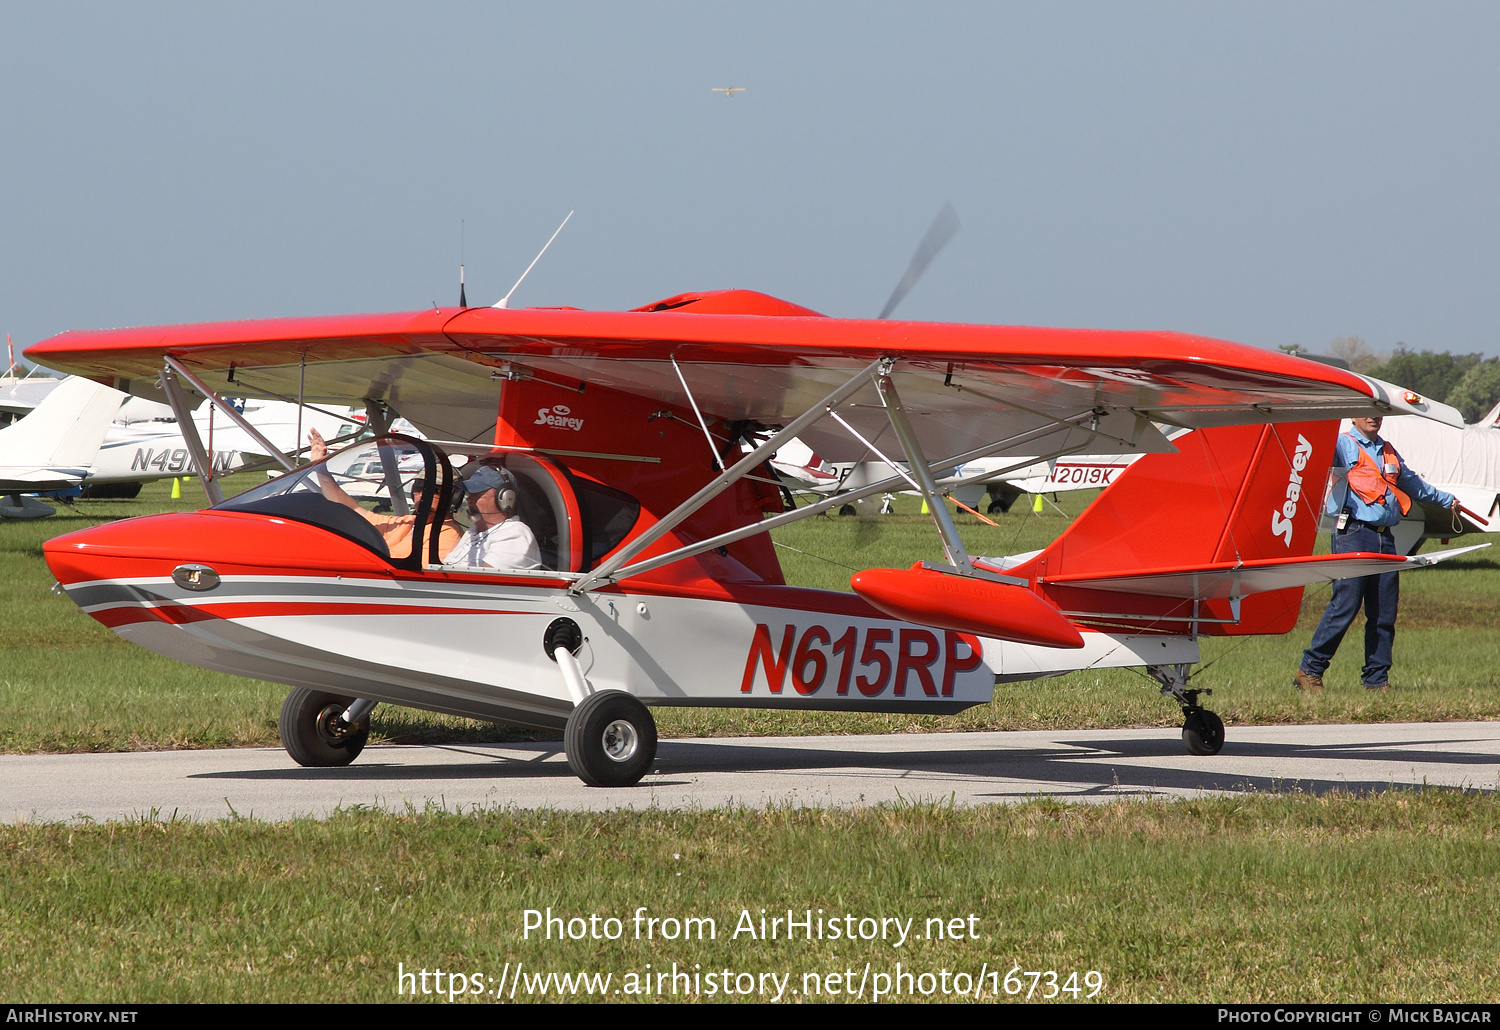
left=462, top=464, right=519, bottom=515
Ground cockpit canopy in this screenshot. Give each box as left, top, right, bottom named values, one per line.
left=213, top=435, right=640, bottom=574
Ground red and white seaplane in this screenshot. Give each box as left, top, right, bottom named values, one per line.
left=28, top=290, right=1482, bottom=785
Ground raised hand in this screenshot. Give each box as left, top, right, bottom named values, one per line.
left=308, top=427, right=327, bottom=464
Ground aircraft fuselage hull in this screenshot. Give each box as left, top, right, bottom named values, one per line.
left=46, top=514, right=1198, bottom=730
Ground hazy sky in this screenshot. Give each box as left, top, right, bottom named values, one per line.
left=4, top=2, right=1499, bottom=367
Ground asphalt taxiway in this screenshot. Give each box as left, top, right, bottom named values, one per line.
left=4, top=721, right=1498, bottom=823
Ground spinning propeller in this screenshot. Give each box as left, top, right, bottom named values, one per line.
left=877, top=200, right=960, bottom=320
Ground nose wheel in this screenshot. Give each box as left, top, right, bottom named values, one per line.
left=1148, top=664, right=1225, bottom=756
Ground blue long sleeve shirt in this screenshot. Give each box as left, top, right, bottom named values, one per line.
left=1324, top=430, right=1455, bottom=528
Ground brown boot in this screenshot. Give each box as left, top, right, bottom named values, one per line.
left=1293, top=668, right=1324, bottom=693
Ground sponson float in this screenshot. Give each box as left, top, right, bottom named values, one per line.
left=28, top=290, right=1482, bottom=784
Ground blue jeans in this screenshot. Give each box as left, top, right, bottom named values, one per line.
left=1301, top=524, right=1400, bottom=686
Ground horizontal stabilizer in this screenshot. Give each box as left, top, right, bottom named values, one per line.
left=0, top=468, right=87, bottom=486
left=1024, top=543, right=1491, bottom=601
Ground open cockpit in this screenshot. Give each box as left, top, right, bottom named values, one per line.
left=212, top=435, right=640, bottom=577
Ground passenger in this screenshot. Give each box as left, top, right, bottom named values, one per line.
left=442, top=465, right=543, bottom=570
left=306, top=428, right=463, bottom=561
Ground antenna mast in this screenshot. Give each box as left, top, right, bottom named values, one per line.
left=495, top=210, right=574, bottom=309
left=459, top=219, right=468, bottom=308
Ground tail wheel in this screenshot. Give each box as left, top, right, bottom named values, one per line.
left=564, top=691, right=658, bottom=787
left=1182, top=709, right=1225, bottom=756
left=279, top=687, right=370, bottom=767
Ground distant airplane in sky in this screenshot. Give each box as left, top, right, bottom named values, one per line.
left=711, top=87, right=747, bottom=98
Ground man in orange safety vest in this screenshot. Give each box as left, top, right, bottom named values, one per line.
left=1294, top=414, right=1457, bottom=693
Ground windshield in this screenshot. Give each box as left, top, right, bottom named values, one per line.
left=213, top=435, right=452, bottom=569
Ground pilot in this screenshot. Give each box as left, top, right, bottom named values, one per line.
left=1294, top=414, right=1457, bottom=693
left=306, top=428, right=463, bottom=561
left=442, top=465, right=543, bottom=570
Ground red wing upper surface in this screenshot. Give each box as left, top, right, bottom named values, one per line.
left=28, top=290, right=1403, bottom=462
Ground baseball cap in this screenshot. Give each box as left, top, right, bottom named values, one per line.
left=462, top=465, right=517, bottom=494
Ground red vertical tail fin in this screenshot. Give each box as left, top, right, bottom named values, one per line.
left=1004, top=421, right=1339, bottom=635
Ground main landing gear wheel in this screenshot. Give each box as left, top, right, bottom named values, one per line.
left=1182, top=709, right=1225, bottom=756
left=279, top=687, right=370, bottom=767
left=987, top=484, right=1022, bottom=514
left=564, top=691, right=657, bottom=787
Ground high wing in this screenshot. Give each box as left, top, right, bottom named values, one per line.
left=26, top=291, right=1462, bottom=468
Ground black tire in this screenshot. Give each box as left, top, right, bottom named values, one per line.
left=80, top=481, right=143, bottom=499
left=1182, top=710, right=1225, bottom=756
left=988, top=484, right=1022, bottom=514
left=564, top=691, right=657, bottom=787
left=838, top=504, right=857, bottom=517
left=279, top=687, right=370, bottom=767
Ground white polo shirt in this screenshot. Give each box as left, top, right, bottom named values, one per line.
left=442, top=517, right=542, bottom=570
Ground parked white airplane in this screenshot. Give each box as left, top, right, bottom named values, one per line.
left=0, top=377, right=125, bottom=517
left=0, top=368, right=63, bottom=426
left=770, top=437, right=1144, bottom=515
left=83, top=395, right=364, bottom=496
left=0, top=378, right=363, bottom=516
left=1355, top=402, right=1500, bottom=554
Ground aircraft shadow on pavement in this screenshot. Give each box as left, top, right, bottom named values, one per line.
left=189, top=735, right=1500, bottom=797
left=193, top=747, right=573, bottom=782
left=657, top=737, right=1500, bottom=798
left=1067, top=735, right=1500, bottom=765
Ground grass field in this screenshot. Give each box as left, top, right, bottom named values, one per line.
left=3, top=793, right=1499, bottom=1002
left=5, top=483, right=1500, bottom=1004
left=2, top=479, right=1496, bottom=753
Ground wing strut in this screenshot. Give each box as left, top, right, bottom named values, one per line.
left=875, top=369, right=972, bottom=574
left=825, top=409, right=923, bottom=492
left=570, top=358, right=887, bottom=594
left=159, top=364, right=225, bottom=505
left=164, top=356, right=297, bottom=471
